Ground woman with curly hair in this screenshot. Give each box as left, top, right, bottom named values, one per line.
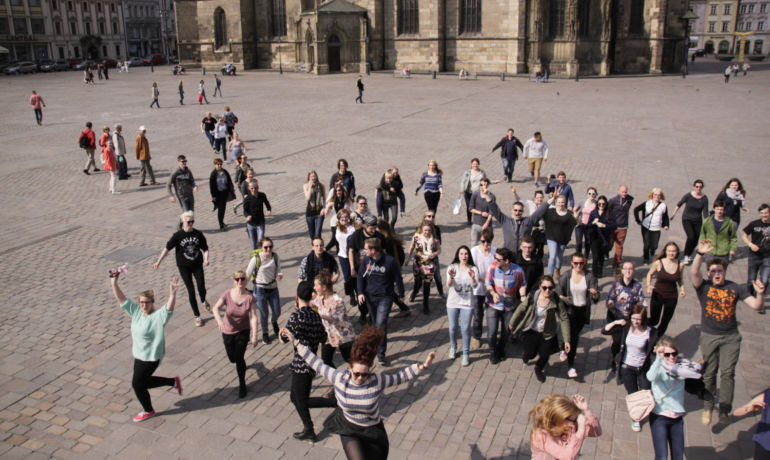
left=279, top=325, right=436, bottom=460
left=405, top=222, right=442, bottom=314
left=716, top=177, right=749, bottom=226
left=304, top=170, right=326, bottom=240
left=528, top=394, right=602, bottom=459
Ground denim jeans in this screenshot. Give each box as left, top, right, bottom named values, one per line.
left=486, top=308, right=513, bottom=358
left=246, top=223, right=264, bottom=250
left=748, top=252, right=770, bottom=293
left=214, top=137, right=227, bottom=160
left=649, top=412, right=684, bottom=460
left=447, top=307, right=473, bottom=355
left=471, top=295, right=486, bottom=340
left=305, top=215, right=324, bottom=239
left=366, top=295, right=393, bottom=358
left=204, top=130, right=215, bottom=147
left=547, top=240, right=567, bottom=274
left=254, top=287, right=281, bottom=334
left=620, top=364, right=651, bottom=395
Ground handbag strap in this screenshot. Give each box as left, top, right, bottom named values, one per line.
left=654, top=379, right=681, bottom=404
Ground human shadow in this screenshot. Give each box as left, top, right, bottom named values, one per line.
left=377, top=353, right=451, bottom=419
left=672, top=324, right=700, bottom=357
left=685, top=426, right=755, bottom=459
left=469, top=443, right=522, bottom=459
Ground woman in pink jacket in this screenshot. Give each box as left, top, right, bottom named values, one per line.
left=529, top=394, right=602, bottom=460
left=100, top=126, right=119, bottom=194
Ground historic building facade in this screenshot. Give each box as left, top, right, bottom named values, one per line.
left=175, top=0, right=691, bottom=76
left=699, top=0, right=738, bottom=53
left=123, top=0, right=177, bottom=57
left=736, top=0, right=769, bottom=56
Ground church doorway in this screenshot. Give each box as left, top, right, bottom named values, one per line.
left=327, top=35, right=341, bottom=72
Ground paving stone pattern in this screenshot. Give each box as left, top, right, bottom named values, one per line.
left=0, top=64, right=767, bottom=459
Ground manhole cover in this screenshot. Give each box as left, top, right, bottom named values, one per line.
left=102, top=247, right=157, bottom=264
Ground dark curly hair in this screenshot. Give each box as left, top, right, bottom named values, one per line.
left=349, top=325, right=385, bottom=366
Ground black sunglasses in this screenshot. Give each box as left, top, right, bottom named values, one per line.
left=262, top=245, right=273, bottom=249
left=540, top=285, right=554, bottom=290
left=234, top=277, right=246, bottom=281
left=351, top=371, right=370, bottom=379
left=663, top=352, right=678, bottom=358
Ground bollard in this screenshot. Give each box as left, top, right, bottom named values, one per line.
left=432, top=70, right=437, bottom=79
left=500, top=72, right=505, bottom=81
left=151, top=63, right=154, bottom=72
left=202, top=66, right=206, bottom=75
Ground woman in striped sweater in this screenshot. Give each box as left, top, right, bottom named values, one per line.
left=279, top=325, right=436, bottom=460
left=414, top=159, right=444, bottom=213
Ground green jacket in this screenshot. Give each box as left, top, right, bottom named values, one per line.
left=509, top=291, right=570, bottom=342
left=699, top=215, right=737, bottom=256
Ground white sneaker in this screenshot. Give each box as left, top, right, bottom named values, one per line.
left=567, top=368, right=578, bottom=378
left=448, top=347, right=456, bottom=359
left=631, top=420, right=641, bottom=432
left=559, top=350, right=568, bottom=362
left=683, top=255, right=690, bottom=265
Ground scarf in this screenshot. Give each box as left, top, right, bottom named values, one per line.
left=725, top=188, right=744, bottom=201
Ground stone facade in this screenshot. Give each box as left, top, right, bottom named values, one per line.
left=175, top=0, right=691, bottom=76
left=736, top=0, right=769, bottom=57
left=124, top=0, right=177, bottom=58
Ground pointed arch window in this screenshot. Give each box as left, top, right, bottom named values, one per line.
left=629, top=0, right=644, bottom=34
left=549, top=0, right=565, bottom=38
left=214, top=7, right=227, bottom=49
left=398, top=0, right=419, bottom=35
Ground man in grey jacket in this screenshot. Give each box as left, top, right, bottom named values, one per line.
left=167, top=155, right=197, bottom=211
left=483, top=186, right=550, bottom=253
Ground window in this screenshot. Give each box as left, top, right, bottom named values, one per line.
left=710, top=4, right=717, bottom=15
left=97, top=2, right=102, bottom=12
left=55, top=21, right=61, bottom=34
left=629, top=0, right=644, bottom=34
left=271, top=0, right=286, bottom=36
left=722, top=22, right=729, bottom=32
left=737, top=22, right=743, bottom=31
left=112, top=21, right=118, bottom=33
left=749, top=4, right=755, bottom=12
left=0, top=19, right=8, bottom=34
left=754, top=39, right=763, bottom=53
left=58, top=46, right=64, bottom=58
left=398, top=0, right=419, bottom=34
left=762, top=4, right=768, bottom=13
left=10, top=0, right=23, bottom=6
left=549, top=0, right=566, bottom=38
left=68, top=1, right=72, bottom=10
left=759, top=21, right=765, bottom=30
left=578, top=0, right=590, bottom=37
left=746, top=21, right=752, bottom=29
left=724, top=4, right=731, bottom=14
left=74, top=45, right=80, bottom=57
left=52, top=0, right=57, bottom=10
left=99, top=21, right=104, bottom=34
left=111, top=2, right=114, bottom=12
left=29, top=0, right=41, bottom=6
left=459, top=0, right=482, bottom=34
left=13, top=18, right=28, bottom=34
left=70, top=21, right=77, bottom=34
left=115, top=44, right=120, bottom=57
left=82, top=1, right=88, bottom=12
left=708, top=21, right=716, bottom=32
left=86, top=21, right=91, bottom=34
left=30, top=18, right=45, bottom=34
left=739, top=4, right=747, bottom=13
left=214, top=7, right=227, bottom=48
left=102, top=45, right=107, bottom=56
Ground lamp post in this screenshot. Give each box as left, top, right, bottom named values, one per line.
left=680, top=10, right=698, bottom=78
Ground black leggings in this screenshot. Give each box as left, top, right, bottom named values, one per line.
left=641, top=227, right=661, bottom=261
left=591, top=238, right=608, bottom=278
left=321, top=341, right=352, bottom=368
left=341, top=433, right=389, bottom=460
left=566, top=305, right=588, bottom=367
left=521, top=330, right=555, bottom=372
left=423, top=190, right=441, bottom=212
left=214, top=194, right=228, bottom=228
left=411, top=276, right=432, bottom=311
left=290, top=372, right=336, bottom=430
left=682, top=219, right=702, bottom=257
left=132, top=359, right=174, bottom=413
left=649, top=292, right=678, bottom=337
left=326, top=227, right=338, bottom=252
left=177, top=264, right=207, bottom=317
left=223, top=329, right=250, bottom=388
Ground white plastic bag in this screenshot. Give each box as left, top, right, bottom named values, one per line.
left=452, top=195, right=462, bottom=215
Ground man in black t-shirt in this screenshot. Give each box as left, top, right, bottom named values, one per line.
left=691, top=240, right=765, bottom=425
left=200, top=112, right=217, bottom=149
left=347, top=215, right=384, bottom=322
left=513, top=236, right=543, bottom=296
left=742, top=203, right=770, bottom=297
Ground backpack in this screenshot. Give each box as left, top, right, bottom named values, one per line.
left=248, top=249, right=279, bottom=283
left=78, top=131, right=90, bottom=149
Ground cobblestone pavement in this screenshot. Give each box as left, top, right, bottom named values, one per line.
left=0, top=64, right=767, bottom=459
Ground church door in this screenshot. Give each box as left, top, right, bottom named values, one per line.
left=327, top=35, right=341, bottom=72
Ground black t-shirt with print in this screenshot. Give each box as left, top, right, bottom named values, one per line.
left=166, top=229, right=208, bottom=268
left=202, top=116, right=216, bottom=131
left=696, top=280, right=751, bottom=335
left=743, top=219, right=770, bottom=257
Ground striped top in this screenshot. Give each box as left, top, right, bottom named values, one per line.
left=415, top=172, right=443, bottom=193
left=297, top=343, right=423, bottom=427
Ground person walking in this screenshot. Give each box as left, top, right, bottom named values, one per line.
left=280, top=324, right=436, bottom=458
left=647, top=336, right=687, bottom=459
left=209, top=158, right=236, bottom=231
left=150, top=82, right=160, bottom=108
left=335, top=209, right=359, bottom=307
left=634, top=188, right=670, bottom=264
left=491, top=128, right=523, bottom=183
left=78, top=122, right=98, bottom=175
left=543, top=195, right=578, bottom=279
left=329, top=158, right=357, bottom=199
left=509, top=275, right=571, bottom=382
left=154, top=211, right=211, bottom=327
left=102, top=136, right=119, bottom=195
left=405, top=222, right=442, bottom=314
left=136, top=126, right=156, bottom=186
left=304, top=170, right=326, bottom=240
left=312, top=270, right=355, bottom=367
left=528, top=394, right=601, bottom=460
left=485, top=185, right=550, bottom=254
left=602, top=305, right=658, bottom=432
left=573, top=187, right=598, bottom=260
left=213, top=74, right=223, bottom=97
left=228, top=131, right=245, bottom=164
left=350, top=195, right=374, bottom=227
left=324, top=180, right=354, bottom=252
left=545, top=171, right=575, bottom=210
left=356, top=237, right=405, bottom=366
left=243, top=180, right=272, bottom=250
left=522, top=131, right=549, bottom=186
left=698, top=200, right=738, bottom=265
left=414, top=160, right=444, bottom=213
left=716, top=178, right=749, bottom=227
left=201, top=112, right=217, bottom=150
left=167, top=155, right=197, bottom=212
left=460, top=158, right=492, bottom=224
left=223, top=106, right=237, bottom=141
left=211, top=270, right=258, bottom=398
left=376, top=172, right=401, bottom=228
left=485, top=247, right=526, bottom=364
left=691, top=240, right=765, bottom=425
left=608, top=185, right=634, bottom=269
left=29, top=90, right=45, bottom=125
left=445, top=245, right=480, bottom=366
left=606, top=261, right=645, bottom=371
left=743, top=203, right=770, bottom=301
left=470, top=228, right=496, bottom=350
left=246, top=237, right=284, bottom=343
left=112, top=124, right=130, bottom=180
left=724, top=65, right=731, bottom=83
left=297, top=237, right=340, bottom=284
left=376, top=167, right=405, bottom=219
left=178, top=80, right=184, bottom=105
left=588, top=195, right=615, bottom=277
left=347, top=215, right=386, bottom=322
left=670, top=179, right=709, bottom=264
left=646, top=242, right=686, bottom=337
left=355, top=75, right=364, bottom=103
left=557, top=253, right=599, bottom=379
left=109, top=271, right=182, bottom=422
left=213, top=117, right=228, bottom=162
left=468, top=177, right=495, bottom=246
left=515, top=236, right=544, bottom=296
left=198, top=79, right=210, bottom=104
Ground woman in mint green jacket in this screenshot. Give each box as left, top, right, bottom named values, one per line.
left=646, top=336, right=686, bottom=460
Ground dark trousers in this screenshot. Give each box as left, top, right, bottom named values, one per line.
left=178, top=194, right=195, bottom=212
left=532, top=229, right=546, bottom=262
left=410, top=276, right=432, bottom=312
left=502, top=156, right=515, bottom=181
left=132, top=359, right=174, bottom=413
left=223, top=329, right=250, bottom=388
left=381, top=203, right=399, bottom=228
left=574, top=224, right=592, bottom=259
left=326, top=227, right=338, bottom=252
left=214, top=137, right=227, bottom=160
left=150, top=98, right=159, bottom=108
left=177, top=264, right=206, bottom=317
left=321, top=342, right=352, bottom=368
left=649, top=412, right=684, bottom=460
left=204, top=131, right=215, bottom=148
left=472, top=295, right=485, bottom=340
left=620, top=364, right=651, bottom=394
left=341, top=430, right=389, bottom=460
left=355, top=89, right=363, bottom=103
left=139, top=160, right=155, bottom=184
left=486, top=308, right=513, bottom=358
left=641, top=227, right=661, bottom=261
left=566, top=305, right=588, bottom=367
left=591, top=237, right=608, bottom=278
left=423, top=190, right=441, bottom=212
left=649, top=292, right=678, bottom=337
left=375, top=190, right=405, bottom=216
left=33, top=108, right=42, bottom=124
left=463, top=190, right=473, bottom=223
left=214, top=193, right=228, bottom=228
left=682, top=219, right=702, bottom=257
left=366, top=295, right=393, bottom=358
left=290, top=372, right=336, bottom=430
left=521, top=330, right=555, bottom=371
left=756, top=441, right=770, bottom=460
left=117, top=156, right=129, bottom=179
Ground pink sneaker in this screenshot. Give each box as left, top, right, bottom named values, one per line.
left=132, top=411, right=156, bottom=422
left=174, top=376, right=183, bottom=396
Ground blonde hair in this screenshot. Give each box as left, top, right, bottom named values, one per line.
left=138, top=290, right=155, bottom=302
left=384, top=172, right=393, bottom=181
left=233, top=269, right=246, bottom=280
left=529, top=394, right=581, bottom=442
left=427, top=160, right=443, bottom=175
left=180, top=210, right=194, bottom=221
left=648, top=188, right=666, bottom=200
left=336, top=208, right=358, bottom=232
left=655, top=335, right=678, bottom=353
left=307, top=170, right=319, bottom=182
left=103, top=125, right=110, bottom=132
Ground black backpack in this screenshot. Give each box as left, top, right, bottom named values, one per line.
left=78, top=132, right=90, bottom=149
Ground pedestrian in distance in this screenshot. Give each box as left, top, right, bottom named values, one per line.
left=198, top=79, right=210, bottom=104
left=213, top=116, right=228, bottom=162
left=523, top=132, right=549, bottom=186
left=573, top=187, right=598, bottom=260
left=528, top=394, right=602, bottom=459
left=724, top=65, right=731, bottom=83
left=109, top=270, right=182, bottom=422
left=102, top=135, right=119, bottom=195
left=491, top=128, right=523, bottom=183
left=136, top=126, right=156, bottom=186
left=150, top=82, right=160, bottom=108
left=355, top=75, right=364, bottom=103
left=209, top=158, right=236, bottom=231
left=29, top=90, right=45, bottom=125
left=78, top=121, right=98, bottom=175
left=542, top=194, right=577, bottom=279
left=228, top=131, right=245, bottom=164
left=201, top=112, right=217, bottom=150
left=213, top=74, right=223, bottom=97
left=223, top=106, right=237, bottom=141
left=167, top=155, right=197, bottom=212
left=178, top=80, right=184, bottom=105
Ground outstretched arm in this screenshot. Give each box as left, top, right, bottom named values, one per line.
left=733, top=391, right=767, bottom=418
left=111, top=276, right=126, bottom=304
left=166, top=276, right=179, bottom=311
left=381, top=351, right=435, bottom=388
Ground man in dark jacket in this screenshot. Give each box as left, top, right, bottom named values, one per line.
left=357, top=237, right=404, bottom=365
left=491, top=128, right=524, bottom=183
left=607, top=185, right=634, bottom=269
left=242, top=180, right=271, bottom=250
left=513, top=236, right=543, bottom=295
left=484, top=189, right=550, bottom=253
left=297, top=237, right=339, bottom=283
left=167, top=155, right=197, bottom=212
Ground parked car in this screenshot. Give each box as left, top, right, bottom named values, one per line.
left=53, top=59, right=70, bottom=71
left=4, top=61, right=38, bottom=74
left=142, top=54, right=167, bottom=65
left=37, top=59, right=56, bottom=71
left=67, top=58, right=84, bottom=68
left=127, top=57, right=145, bottom=67
left=73, top=60, right=96, bottom=70
left=0, top=61, right=18, bottom=74
left=694, top=49, right=706, bottom=57
left=98, top=58, right=118, bottom=68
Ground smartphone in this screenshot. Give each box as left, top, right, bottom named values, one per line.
left=279, top=333, right=289, bottom=344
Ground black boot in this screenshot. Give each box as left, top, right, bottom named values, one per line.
left=293, top=428, right=317, bottom=442
left=262, top=333, right=271, bottom=344
left=272, top=321, right=280, bottom=337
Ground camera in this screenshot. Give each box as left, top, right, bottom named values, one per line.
left=279, top=333, right=289, bottom=344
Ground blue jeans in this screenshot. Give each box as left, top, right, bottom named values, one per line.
left=214, top=137, right=227, bottom=160
left=486, top=308, right=513, bottom=358
left=547, top=240, right=567, bottom=274
left=34, top=108, right=42, bottom=124
left=204, top=131, right=215, bottom=147
left=366, top=295, right=393, bottom=358
left=447, top=307, right=473, bottom=355
left=254, top=287, right=281, bottom=334
left=649, top=412, right=684, bottom=460
left=305, top=215, right=324, bottom=239
left=748, top=252, right=770, bottom=293
left=246, top=223, right=264, bottom=250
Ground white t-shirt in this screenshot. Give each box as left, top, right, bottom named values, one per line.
left=570, top=276, right=588, bottom=307
left=335, top=225, right=356, bottom=258
left=471, top=245, right=496, bottom=296
left=642, top=200, right=668, bottom=231
left=446, top=264, right=481, bottom=310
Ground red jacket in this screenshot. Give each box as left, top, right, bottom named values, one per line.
left=79, top=129, right=96, bottom=149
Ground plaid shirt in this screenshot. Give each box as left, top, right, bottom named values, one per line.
left=485, top=262, right=526, bottom=311
left=286, top=306, right=327, bottom=374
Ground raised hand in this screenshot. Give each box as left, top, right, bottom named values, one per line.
left=423, top=351, right=436, bottom=369
left=697, top=239, right=713, bottom=255
left=169, top=276, right=180, bottom=295
left=572, top=394, right=588, bottom=411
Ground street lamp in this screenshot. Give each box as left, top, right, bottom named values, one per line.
left=680, top=10, right=699, bottom=78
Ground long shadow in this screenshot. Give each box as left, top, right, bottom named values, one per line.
left=241, top=140, right=268, bottom=145
left=685, top=426, right=755, bottom=459
left=671, top=324, right=700, bottom=357
left=377, top=352, right=450, bottom=418
left=470, top=443, right=521, bottom=459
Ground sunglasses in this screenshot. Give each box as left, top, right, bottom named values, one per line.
left=262, top=245, right=273, bottom=249
left=351, top=371, right=370, bottom=379
left=234, top=277, right=246, bottom=281
left=663, top=352, right=678, bottom=358
left=540, top=285, right=554, bottom=291
left=572, top=261, right=585, bottom=266
left=587, top=192, right=596, bottom=196
left=512, top=209, right=523, bottom=213
left=479, top=240, right=489, bottom=243
left=184, top=220, right=194, bottom=224
left=495, top=257, right=505, bottom=262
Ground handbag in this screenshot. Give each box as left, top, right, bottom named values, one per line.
left=452, top=195, right=462, bottom=215
left=625, top=380, right=680, bottom=422
left=198, top=94, right=203, bottom=103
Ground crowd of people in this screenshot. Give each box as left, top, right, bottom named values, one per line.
left=99, top=111, right=767, bottom=460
